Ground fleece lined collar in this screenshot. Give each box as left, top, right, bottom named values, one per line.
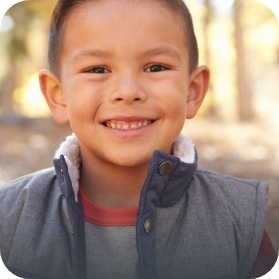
left=54, top=133, right=196, bottom=202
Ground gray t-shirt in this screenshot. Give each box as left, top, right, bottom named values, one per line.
left=84, top=221, right=140, bottom=279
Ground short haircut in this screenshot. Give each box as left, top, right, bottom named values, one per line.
left=48, top=0, right=199, bottom=75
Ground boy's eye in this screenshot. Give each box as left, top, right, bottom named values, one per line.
left=146, top=64, right=168, bottom=72
left=84, top=67, right=109, bottom=74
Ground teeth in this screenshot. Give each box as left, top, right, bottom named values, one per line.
left=122, top=124, right=129, bottom=129
left=117, top=122, right=122, bottom=129
left=131, top=123, right=138, bottom=128
left=105, top=120, right=152, bottom=130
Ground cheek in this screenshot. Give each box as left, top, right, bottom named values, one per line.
left=159, top=86, right=188, bottom=134
left=158, top=86, right=187, bottom=118
left=64, top=81, right=103, bottom=118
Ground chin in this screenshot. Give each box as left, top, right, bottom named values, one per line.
left=110, top=154, right=152, bottom=169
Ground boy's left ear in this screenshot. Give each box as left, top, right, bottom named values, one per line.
left=186, top=65, right=210, bottom=119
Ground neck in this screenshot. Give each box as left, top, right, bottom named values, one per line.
left=80, top=157, right=148, bottom=208
left=54, top=133, right=195, bottom=204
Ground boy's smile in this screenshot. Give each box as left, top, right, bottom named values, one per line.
left=103, top=118, right=156, bottom=134
left=40, top=0, right=209, bottom=181
left=104, top=119, right=153, bottom=130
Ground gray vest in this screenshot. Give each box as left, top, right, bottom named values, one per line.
left=0, top=151, right=267, bottom=279
left=153, top=168, right=267, bottom=278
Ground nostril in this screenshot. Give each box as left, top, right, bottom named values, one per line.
left=110, top=87, right=147, bottom=103
left=114, top=97, right=141, bottom=102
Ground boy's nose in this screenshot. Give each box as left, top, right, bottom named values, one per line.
left=110, top=76, right=147, bottom=104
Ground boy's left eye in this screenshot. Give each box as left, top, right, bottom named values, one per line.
left=145, top=64, right=169, bottom=72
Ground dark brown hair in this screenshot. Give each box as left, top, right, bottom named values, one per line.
left=48, top=0, right=199, bottom=75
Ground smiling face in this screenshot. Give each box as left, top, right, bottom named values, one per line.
left=40, top=0, right=209, bottom=171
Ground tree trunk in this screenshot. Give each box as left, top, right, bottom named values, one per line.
left=0, top=67, right=18, bottom=118
left=203, top=0, right=218, bottom=118
left=233, top=0, right=254, bottom=121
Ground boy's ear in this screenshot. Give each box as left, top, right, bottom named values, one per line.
left=186, top=65, right=210, bottom=119
left=39, top=69, right=69, bottom=125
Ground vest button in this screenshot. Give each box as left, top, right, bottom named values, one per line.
left=158, top=161, right=173, bottom=176
left=144, top=218, right=152, bottom=234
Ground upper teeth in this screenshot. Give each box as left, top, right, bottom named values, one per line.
left=105, top=120, right=152, bottom=130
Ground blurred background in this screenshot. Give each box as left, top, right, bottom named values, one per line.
left=0, top=0, right=278, bottom=250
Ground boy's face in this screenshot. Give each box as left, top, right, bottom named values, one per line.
left=41, top=0, right=208, bottom=170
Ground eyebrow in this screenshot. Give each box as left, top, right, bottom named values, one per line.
left=72, top=49, right=113, bottom=63
left=140, top=46, right=181, bottom=60
left=72, top=46, right=181, bottom=63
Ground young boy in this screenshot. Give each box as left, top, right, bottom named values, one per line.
left=0, top=0, right=277, bottom=278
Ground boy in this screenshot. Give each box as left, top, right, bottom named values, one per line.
left=0, top=0, right=277, bottom=278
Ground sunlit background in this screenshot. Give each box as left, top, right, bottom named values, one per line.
left=1, top=0, right=278, bottom=121
left=0, top=0, right=279, bottom=249
left=0, top=0, right=278, bottom=121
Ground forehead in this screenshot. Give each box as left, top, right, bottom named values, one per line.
left=63, top=0, right=185, bottom=34
left=69, top=0, right=181, bottom=22
left=60, top=0, right=188, bottom=62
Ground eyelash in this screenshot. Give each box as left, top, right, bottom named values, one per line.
left=84, top=66, right=110, bottom=74
left=145, top=64, right=169, bottom=72
left=83, top=64, right=170, bottom=74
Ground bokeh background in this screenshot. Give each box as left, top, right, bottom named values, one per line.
left=0, top=0, right=279, bottom=251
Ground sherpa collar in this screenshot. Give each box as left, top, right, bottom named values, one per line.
left=54, top=133, right=195, bottom=202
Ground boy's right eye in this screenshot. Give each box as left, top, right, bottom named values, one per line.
left=84, top=67, right=110, bottom=74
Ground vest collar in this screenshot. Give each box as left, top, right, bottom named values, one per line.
left=53, top=133, right=197, bottom=203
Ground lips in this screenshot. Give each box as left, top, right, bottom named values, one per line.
left=104, top=119, right=153, bottom=130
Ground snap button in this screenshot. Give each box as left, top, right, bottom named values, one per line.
left=158, top=161, right=173, bottom=176
left=144, top=218, right=152, bottom=234
left=60, top=168, right=64, bottom=174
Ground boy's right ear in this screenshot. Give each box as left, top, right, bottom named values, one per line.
left=39, top=69, right=69, bottom=125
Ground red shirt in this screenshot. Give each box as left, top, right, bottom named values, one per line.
left=79, top=190, right=278, bottom=277
left=250, top=230, right=278, bottom=277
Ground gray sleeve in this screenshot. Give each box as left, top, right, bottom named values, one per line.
left=239, top=181, right=268, bottom=277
